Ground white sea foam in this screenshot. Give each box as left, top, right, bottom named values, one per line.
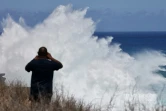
left=0, top=5, right=166, bottom=110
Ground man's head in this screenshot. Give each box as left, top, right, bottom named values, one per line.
left=38, top=46, right=48, bottom=57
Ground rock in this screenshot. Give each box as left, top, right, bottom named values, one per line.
left=0, top=73, right=6, bottom=83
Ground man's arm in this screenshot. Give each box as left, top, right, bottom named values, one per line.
left=25, top=60, right=34, bottom=72
left=47, top=53, right=63, bottom=70
left=50, top=57, right=63, bottom=69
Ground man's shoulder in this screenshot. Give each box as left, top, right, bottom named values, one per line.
left=31, top=59, right=57, bottom=65
left=28, top=59, right=42, bottom=64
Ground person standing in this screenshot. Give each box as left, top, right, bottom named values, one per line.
left=25, top=46, right=63, bottom=103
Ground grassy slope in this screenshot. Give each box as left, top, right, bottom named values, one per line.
left=0, top=81, right=98, bottom=111
left=1, top=81, right=166, bottom=111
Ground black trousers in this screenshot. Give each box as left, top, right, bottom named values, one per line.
left=30, top=82, right=53, bottom=103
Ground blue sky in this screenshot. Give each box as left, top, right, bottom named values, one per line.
left=0, top=0, right=166, bottom=12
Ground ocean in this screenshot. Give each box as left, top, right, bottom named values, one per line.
left=94, top=31, right=166, bottom=54
left=96, top=31, right=166, bottom=71
left=94, top=31, right=166, bottom=77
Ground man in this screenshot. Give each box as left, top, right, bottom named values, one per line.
left=25, top=46, right=63, bottom=103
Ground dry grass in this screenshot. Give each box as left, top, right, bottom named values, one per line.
left=0, top=81, right=99, bottom=111
left=1, top=81, right=166, bottom=111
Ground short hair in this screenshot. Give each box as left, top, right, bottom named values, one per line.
left=38, top=46, right=48, bottom=56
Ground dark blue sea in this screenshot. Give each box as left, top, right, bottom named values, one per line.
left=94, top=31, right=166, bottom=55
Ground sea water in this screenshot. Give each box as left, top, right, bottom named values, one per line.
left=0, top=5, right=166, bottom=110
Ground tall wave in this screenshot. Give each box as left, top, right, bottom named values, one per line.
left=0, top=5, right=166, bottom=110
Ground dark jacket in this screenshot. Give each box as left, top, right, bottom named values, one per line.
left=25, top=58, right=63, bottom=99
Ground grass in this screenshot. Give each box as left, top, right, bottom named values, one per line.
left=0, top=81, right=99, bottom=111
left=1, top=81, right=166, bottom=111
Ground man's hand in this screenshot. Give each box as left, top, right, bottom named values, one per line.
left=47, top=52, right=53, bottom=59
